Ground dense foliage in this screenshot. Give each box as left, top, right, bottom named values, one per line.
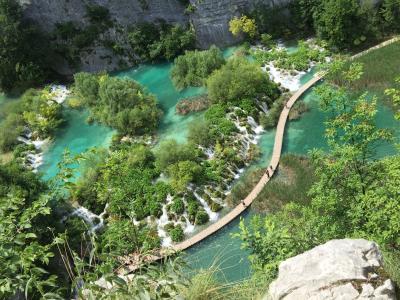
left=74, top=73, right=162, bottom=135
left=0, top=88, right=63, bottom=152
left=127, top=22, right=195, bottom=62
left=237, top=63, right=400, bottom=286
left=207, top=57, right=280, bottom=104
left=0, top=0, right=51, bottom=91
left=171, top=46, right=225, bottom=90
left=0, top=161, right=62, bottom=299
left=251, top=0, right=400, bottom=50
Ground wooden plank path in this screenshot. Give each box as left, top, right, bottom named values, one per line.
left=122, top=36, right=399, bottom=272
left=173, top=73, right=323, bottom=252
left=121, top=74, right=323, bottom=272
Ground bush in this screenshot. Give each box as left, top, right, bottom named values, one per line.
left=195, top=210, right=209, bottom=225
left=169, top=225, right=185, bottom=243
left=128, top=22, right=195, bottom=62
left=0, top=0, right=50, bottom=91
left=171, top=198, right=185, bottom=215
left=171, top=46, right=225, bottom=90
left=0, top=114, right=24, bottom=152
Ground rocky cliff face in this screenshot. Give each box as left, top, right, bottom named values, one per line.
left=19, top=0, right=188, bottom=32
left=17, top=0, right=290, bottom=74
left=267, top=239, right=396, bottom=300
left=191, top=0, right=291, bottom=48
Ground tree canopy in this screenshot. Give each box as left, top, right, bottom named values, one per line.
left=171, top=46, right=225, bottom=90
left=74, top=73, right=163, bottom=135
left=206, top=57, right=280, bottom=104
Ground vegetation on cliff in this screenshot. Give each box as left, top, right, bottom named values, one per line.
left=0, top=0, right=51, bottom=91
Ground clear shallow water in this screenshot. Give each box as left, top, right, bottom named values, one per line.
left=116, top=63, right=205, bottom=144
left=38, top=109, right=114, bottom=180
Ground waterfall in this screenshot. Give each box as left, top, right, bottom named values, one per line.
left=247, top=116, right=264, bottom=135
left=193, top=191, right=219, bottom=222
left=50, top=85, right=70, bottom=104
left=259, top=102, right=269, bottom=114
left=69, top=205, right=107, bottom=233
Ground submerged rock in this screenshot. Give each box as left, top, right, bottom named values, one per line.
left=267, top=239, right=396, bottom=300
left=175, top=94, right=210, bottom=115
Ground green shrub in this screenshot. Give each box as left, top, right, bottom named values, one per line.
left=195, top=210, right=209, bottom=225
left=171, top=198, right=185, bottom=215
left=169, top=225, right=185, bottom=242
left=128, top=22, right=195, bottom=62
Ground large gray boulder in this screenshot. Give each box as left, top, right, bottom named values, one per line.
left=267, top=239, right=396, bottom=300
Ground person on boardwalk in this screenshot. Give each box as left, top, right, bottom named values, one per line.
left=241, top=200, right=246, bottom=207
left=265, top=169, right=270, bottom=178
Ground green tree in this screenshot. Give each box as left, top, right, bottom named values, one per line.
left=380, top=0, right=400, bottom=32
left=229, top=15, right=258, bottom=39
left=171, top=46, right=225, bottom=90
left=206, top=57, right=279, bottom=104
left=0, top=113, right=24, bottom=152
left=73, top=74, right=163, bottom=135
left=73, top=72, right=99, bottom=106
left=0, top=162, right=62, bottom=299
left=167, top=160, right=203, bottom=192
left=154, top=139, right=200, bottom=170
left=313, top=0, right=376, bottom=49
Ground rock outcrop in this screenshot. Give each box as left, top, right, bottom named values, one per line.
left=267, top=239, right=396, bottom=300
left=191, top=0, right=291, bottom=48
left=17, top=0, right=290, bottom=74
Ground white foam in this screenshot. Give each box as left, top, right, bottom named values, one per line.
left=193, top=191, right=219, bottom=222
left=50, top=85, right=70, bottom=104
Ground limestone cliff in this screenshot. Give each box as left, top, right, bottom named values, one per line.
left=17, top=0, right=289, bottom=74
left=266, top=239, right=396, bottom=300
left=191, top=0, right=291, bottom=48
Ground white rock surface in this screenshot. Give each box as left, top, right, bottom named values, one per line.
left=266, top=239, right=396, bottom=300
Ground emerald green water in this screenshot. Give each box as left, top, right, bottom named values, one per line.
left=116, top=63, right=205, bottom=143
left=38, top=109, right=114, bottom=180
left=19, top=45, right=398, bottom=284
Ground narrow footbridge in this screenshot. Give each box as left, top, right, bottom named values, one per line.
left=173, top=73, right=323, bottom=252
left=123, top=35, right=399, bottom=272
left=122, top=74, right=323, bottom=273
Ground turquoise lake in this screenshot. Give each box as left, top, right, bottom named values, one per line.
left=1, top=47, right=399, bottom=284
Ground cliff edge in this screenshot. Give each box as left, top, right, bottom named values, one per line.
left=266, top=239, right=396, bottom=300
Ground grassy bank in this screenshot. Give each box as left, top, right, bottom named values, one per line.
left=337, top=41, right=400, bottom=98
left=226, top=154, right=315, bottom=213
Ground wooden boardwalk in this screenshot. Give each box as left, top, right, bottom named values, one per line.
left=122, top=36, right=399, bottom=272
left=173, top=73, right=323, bottom=252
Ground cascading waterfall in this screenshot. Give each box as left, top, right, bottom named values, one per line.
left=193, top=191, right=219, bottom=222
left=16, top=85, right=70, bottom=172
